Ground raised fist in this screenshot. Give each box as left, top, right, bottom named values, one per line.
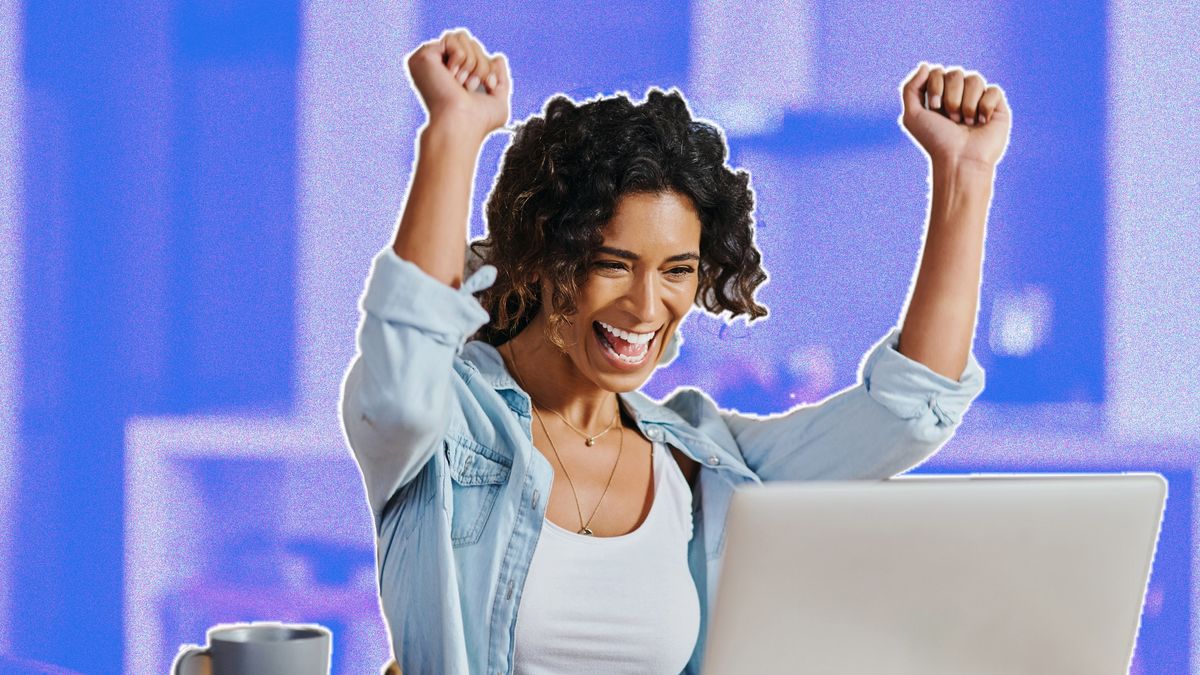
left=900, top=62, right=1012, bottom=170
left=405, top=28, right=512, bottom=143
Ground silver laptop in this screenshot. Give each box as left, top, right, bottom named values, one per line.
left=702, top=473, right=1167, bottom=675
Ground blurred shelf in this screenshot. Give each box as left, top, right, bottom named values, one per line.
left=126, top=414, right=348, bottom=458
left=167, top=580, right=379, bottom=618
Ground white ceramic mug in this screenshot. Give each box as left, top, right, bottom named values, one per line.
left=173, top=622, right=331, bottom=675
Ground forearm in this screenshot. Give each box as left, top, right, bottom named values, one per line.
left=898, top=159, right=995, bottom=381
left=392, top=119, right=486, bottom=289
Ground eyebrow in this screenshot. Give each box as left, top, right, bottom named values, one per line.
left=596, top=246, right=700, bottom=264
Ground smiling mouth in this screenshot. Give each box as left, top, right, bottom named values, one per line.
left=592, top=321, right=655, bottom=366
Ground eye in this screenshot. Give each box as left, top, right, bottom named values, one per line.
left=593, top=261, right=695, bottom=278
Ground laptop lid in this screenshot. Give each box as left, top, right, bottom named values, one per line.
left=702, top=473, right=1167, bottom=675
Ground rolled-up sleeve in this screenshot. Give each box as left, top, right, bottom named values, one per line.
left=718, top=325, right=985, bottom=482
left=340, top=246, right=496, bottom=520
left=861, top=325, right=985, bottom=442
left=360, top=247, right=496, bottom=352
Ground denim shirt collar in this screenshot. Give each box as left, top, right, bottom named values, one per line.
left=458, top=340, right=755, bottom=483
left=460, top=340, right=682, bottom=425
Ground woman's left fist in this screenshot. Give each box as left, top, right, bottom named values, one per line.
left=899, top=62, right=1012, bottom=170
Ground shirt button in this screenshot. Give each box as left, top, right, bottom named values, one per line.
left=646, top=427, right=663, bottom=440
left=707, top=455, right=721, bottom=466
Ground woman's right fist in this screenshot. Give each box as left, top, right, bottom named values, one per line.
left=406, top=28, right=511, bottom=142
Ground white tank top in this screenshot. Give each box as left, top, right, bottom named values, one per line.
left=512, top=440, right=701, bottom=675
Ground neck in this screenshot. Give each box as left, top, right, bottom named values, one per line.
left=501, top=319, right=620, bottom=432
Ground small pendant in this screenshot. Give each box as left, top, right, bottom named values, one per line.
left=585, top=437, right=595, bottom=446
left=579, top=527, right=593, bottom=535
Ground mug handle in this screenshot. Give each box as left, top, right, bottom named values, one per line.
left=172, top=645, right=212, bottom=675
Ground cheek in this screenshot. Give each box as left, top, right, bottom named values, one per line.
left=576, top=279, right=622, bottom=313
left=670, top=281, right=699, bottom=312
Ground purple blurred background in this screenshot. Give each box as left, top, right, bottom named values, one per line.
left=1, top=1, right=1196, bottom=672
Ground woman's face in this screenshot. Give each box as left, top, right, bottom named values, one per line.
left=544, top=190, right=702, bottom=391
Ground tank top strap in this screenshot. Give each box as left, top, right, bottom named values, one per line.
left=653, top=440, right=695, bottom=542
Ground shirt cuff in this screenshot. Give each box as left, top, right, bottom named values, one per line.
left=360, top=246, right=497, bottom=351
left=860, top=325, right=986, bottom=429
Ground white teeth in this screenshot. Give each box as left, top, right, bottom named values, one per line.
left=600, top=334, right=649, bottom=364
left=598, top=320, right=655, bottom=344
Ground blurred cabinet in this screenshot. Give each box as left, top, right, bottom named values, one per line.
left=124, top=416, right=391, bottom=673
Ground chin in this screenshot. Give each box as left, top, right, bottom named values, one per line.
left=599, top=372, right=651, bottom=393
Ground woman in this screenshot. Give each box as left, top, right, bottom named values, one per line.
left=342, top=28, right=1008, bottom=675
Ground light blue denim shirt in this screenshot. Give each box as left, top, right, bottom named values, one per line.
left=340, top=245, right=986, bottom=675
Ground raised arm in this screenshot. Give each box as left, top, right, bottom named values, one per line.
left=895, top=62, right=1011, bottom=378
left=393, top=28, right=511, bottom=286
left=340, top=29, right=511, bottom=520
left=714, top=62, right=1010, bottom=482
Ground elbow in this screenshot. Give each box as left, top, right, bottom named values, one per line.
left=907, top=393, right=962, bottom=444
left=354, top=381, right=449, bottom=441
left=864, top=382, right=969, bottom=447
left=878, top=416, right=960, bottom=478
left=341, top=356, right=451, bottom=447
left=906, top=418, right=956, bottom=448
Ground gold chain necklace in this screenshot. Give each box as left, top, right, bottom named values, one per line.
left=507, top=342, right=623, bottom=536
left=543, top=402, right=618, bottom=446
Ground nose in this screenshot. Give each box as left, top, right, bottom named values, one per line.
left=627, top=269, right=661, bottom=324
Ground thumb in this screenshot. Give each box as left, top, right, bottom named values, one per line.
left=901, top=62, right=930, bottom=115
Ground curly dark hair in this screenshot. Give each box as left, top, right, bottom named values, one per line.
left=468, top=86, right=769, bottom=349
